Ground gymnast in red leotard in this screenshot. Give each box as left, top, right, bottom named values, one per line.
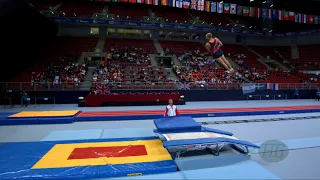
left=205, top=33, right=234, bottom=73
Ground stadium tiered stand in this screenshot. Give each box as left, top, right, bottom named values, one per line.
left=8, top=37, right=97, bottom=91
left=105, top=38, right=156, bottom=54
left=31, top=0, right=59, bottom=10
left=190, top=11, right=231, bottom=26
left=296, top=45, right=320, bottom=70
left=152, top=6, right=192, bottom=24
left=159, top=40, right=206, bottom=56
left=59, top=1, right=103, bottom=17
left=249, top=46, right=281, bottom=60
left=223, top=44, right=267, bottom=69
left=108, top=3, right=149, bottom=21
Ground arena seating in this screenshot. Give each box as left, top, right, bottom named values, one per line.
left=108, top=3, right=149, bottom=21
left=222, top=44, right=267, bottom=69
left=105, top=38, right=156, bottom=54
left=257, top=71, right=301, bottom=83
left=159, top=40, right=206, bottom=56
left=59, top=2, right=103, bottom=18
left=8, top=37, right=96, bottom=90
left=189, top=11, right=231, bottom=27
left=152, top=6, right=192, bottom=24
left=31, top=0, right=59, bottom=10
left=296, top=45, right=320, bottom=70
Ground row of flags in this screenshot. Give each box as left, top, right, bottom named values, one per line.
left=100, top=0, right=320, bottom=25
left=242, top=83, right=280, bottom=94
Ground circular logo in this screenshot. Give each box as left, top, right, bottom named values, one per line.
left=258, top=140, right=289, bottom=162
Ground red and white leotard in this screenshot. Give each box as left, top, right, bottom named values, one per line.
left=164, top=105, right=180, bottom=117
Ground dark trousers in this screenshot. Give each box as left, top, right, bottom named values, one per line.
left=293, top=94, right=299, bottom=99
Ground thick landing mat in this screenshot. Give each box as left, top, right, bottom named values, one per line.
left=0, top=137, right=177, bottom=180
left=9, top=110, right=80, bottom=118
left=77, top=105, right=320, bottom=121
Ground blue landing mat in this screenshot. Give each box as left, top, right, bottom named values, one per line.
left=175, top=153, right=281, bottom=179
left=41, top=129, right=104, bottom=141
left=0, top=117, right=74, bottom=125
left=0, top=137, right=177, bottom=180
left=101, top=128, right=156, bottom=139
left=154, top=116, right=201, bottom=133
left=41, top=129, right=158, bottom=141
left=101, top=172, right=185, bottom=180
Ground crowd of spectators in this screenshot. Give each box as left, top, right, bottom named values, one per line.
left=30, top=57, right=87, bottom=89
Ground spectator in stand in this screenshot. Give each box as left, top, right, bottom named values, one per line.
left=293, top=88, right=299, bottom=99
left=164, top=99, right=180, bottom=117
left=316, top=89, right=320, bottom=101
left=21, top=91, right=28, bottom=107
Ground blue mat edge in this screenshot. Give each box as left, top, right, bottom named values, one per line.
left=1, top=108, right=319, bottom=125
left=0, top=136, right=176, bottom=180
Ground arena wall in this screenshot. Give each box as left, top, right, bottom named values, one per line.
left=1, top=90, right=317, bottom=105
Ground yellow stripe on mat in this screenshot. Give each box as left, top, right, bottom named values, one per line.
left=9, top=110, right=79, bottom=118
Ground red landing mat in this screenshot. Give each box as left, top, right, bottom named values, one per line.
left=78, top=105, right=320, bottom=117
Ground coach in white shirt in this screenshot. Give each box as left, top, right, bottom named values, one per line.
left=164, top=99, right=180, bottom=117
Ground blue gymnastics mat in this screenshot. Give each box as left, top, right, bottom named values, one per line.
left=0, top=137, right=177, bottom=180
left=175, top=153, right=281, bottom=179
left=154, top=116, right=201, bottom=133
left=98, top=172, right=185, bottom=180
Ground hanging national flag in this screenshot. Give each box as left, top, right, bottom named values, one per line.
left=230, top=4, right=236, bottom=14
left=152, top=0, right=158, bottom=5
left=308, top=15, right=314, bottom=24
left=197, top=0, right=204, bottom=11
left=112, top=0, right=120, bottom=2
left=217, top=3, right=223, bottom=13
left=137, top=0, right=144, bottom=3
left=174, top=0, right=182, bottom=8
left=268, top=9, right=272, bottom=19
left=237, top=6, right=243, bottom=15
left=262, top=8, right=267, bottom=19
left=243, top=6, right=249, bottom=17
left=302, top=14, right=307, bottom=23
left=223, top=3, right=230, bottom=14
left=205, top=1, right=210, bottom=12
left=255, top=8, right=261, bottom=18
left=272, top=9, right=278, bottom=20
left=278, top=10, right=283, bottom=20
left=190, top=0, right=196, bottom=10
left=120, top=0, right=128, bottom=2
left=145, top=0, right=152, bottom=4
left=289, top=12, right=295, bottom=21
left=183, top=0, right=190, bottom=9
left=283, top=11, right=289, bottom=20
left=129, top=0, right=136, bottom=3
left=314, top=16, right=319, bottom=24
left=211, top=1, right=216, bottom=12
left=294, top=13, right=300, bottom=23
left=249, top=7, right=255, bottom=17
left=161, top=0, right=168, bottom=6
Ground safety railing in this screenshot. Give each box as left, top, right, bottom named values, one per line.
left=0, top=82, right=318, bottom=91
